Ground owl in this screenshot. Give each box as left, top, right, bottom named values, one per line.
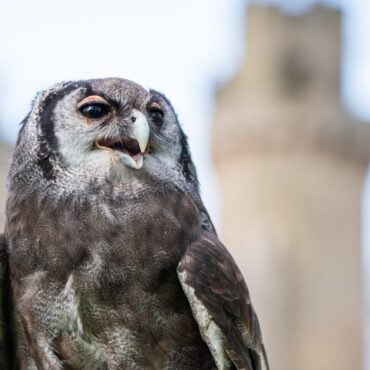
left=0, top=78, right=268, bottom=370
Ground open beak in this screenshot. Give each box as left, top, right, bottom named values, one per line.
left=96, top=109, right=149, bottom=170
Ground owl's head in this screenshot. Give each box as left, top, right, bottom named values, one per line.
left=12, top=78, right=198, bottom=191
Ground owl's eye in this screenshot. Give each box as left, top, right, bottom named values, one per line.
left=79, top=103, right=110, bottom=119
left=78, top=95, right=111, bottom=120
left=149, top=109, right=164, bottom=127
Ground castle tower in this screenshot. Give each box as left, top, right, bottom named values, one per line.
left=212, top=5, right=370, bottom=370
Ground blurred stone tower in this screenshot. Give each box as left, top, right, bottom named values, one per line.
left=0, top=140, right=12, bottom=230
left=212, top=5, right=370, bottom=370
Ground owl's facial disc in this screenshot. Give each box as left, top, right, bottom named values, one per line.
left=95, top=109, right=149, bottom=170
left=54, top=84, right=181, bottom=174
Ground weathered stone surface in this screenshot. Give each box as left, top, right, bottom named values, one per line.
left=212, top=5, right=369, bottom=370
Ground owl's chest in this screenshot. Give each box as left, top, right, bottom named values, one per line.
left=46, top=192, right=205, bottom=368
left=72, top=190, right=200, bottom=304
left=11, top=190, right=209, bottom=368
left=72, top=193, right=199, bottom=295
left=86, top=189, right=201, bottom=272
left=12, top=188, right=201, bottom=276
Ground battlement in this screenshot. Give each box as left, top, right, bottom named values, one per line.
left=213, top=4, right=370, bottom=165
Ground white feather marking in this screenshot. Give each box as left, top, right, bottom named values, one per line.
left=178, top=270, right=233, bottom=370
left=61, top=274, right=105, bottom=364
left=63, top=274, right=83, bottom=335
left=99, top=203, right=116, bottom=222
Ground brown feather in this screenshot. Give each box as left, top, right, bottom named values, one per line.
left=178, top=231, right=269, bottom=370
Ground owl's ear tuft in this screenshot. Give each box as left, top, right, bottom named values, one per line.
left=178, top=129, right=199, bottom=192
left=15, top=112, right=31, bottom=147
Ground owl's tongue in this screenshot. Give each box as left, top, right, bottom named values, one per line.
left=114, top=138, right=141, bottom=158
left=96, top=137, right=142, bottom=159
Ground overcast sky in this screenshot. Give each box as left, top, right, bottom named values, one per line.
left=1, top=0, right=370, bottom=365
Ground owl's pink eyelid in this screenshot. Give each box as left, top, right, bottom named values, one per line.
left=149, top=101, right=161, bottom=110
left=77, top=95, right=109, bottom=109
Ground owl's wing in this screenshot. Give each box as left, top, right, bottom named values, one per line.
left=0, top=234, right=10, bottom=369
left=177, top=231, right=268, bottom=370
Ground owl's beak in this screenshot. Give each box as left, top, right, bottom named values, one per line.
left=130, top=110, right=149, bottom=154
left=116, top=110, right=149, bottom=169
left=95, top=110, right=150, bottom=170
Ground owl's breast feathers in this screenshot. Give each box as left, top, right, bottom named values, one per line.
left=7, top=188, right=221, bottom=369
left=5, top=185, right=268, bottom=370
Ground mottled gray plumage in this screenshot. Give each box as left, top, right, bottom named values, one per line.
left=1, top=78, right=268, bottom=369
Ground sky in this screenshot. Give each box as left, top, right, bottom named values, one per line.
left=1, top=0, right=370, bottom=366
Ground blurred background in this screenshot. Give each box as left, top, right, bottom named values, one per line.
left=0, top=0, right=369, bottom=369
